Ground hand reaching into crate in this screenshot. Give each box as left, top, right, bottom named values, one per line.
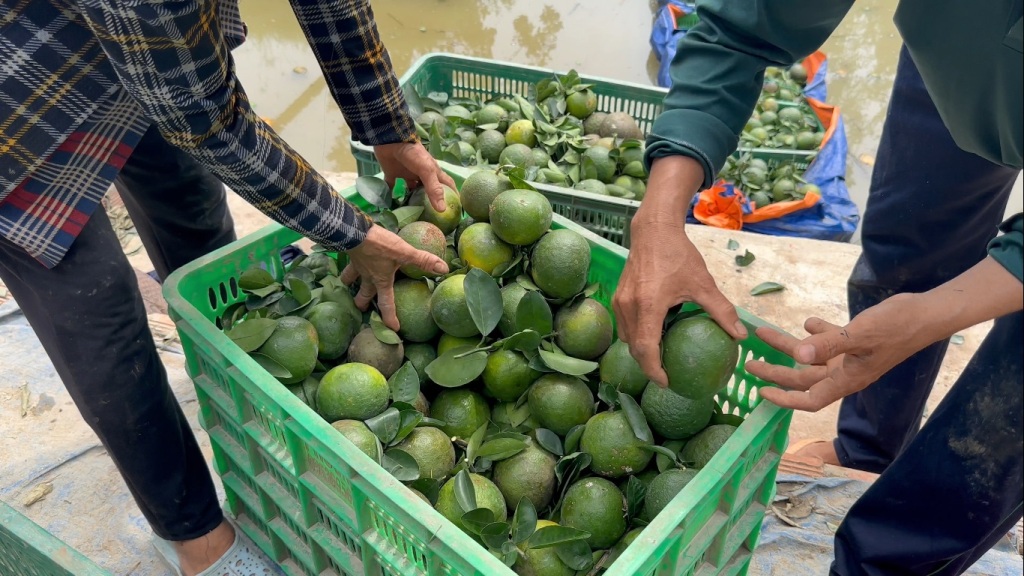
left=341, top=225, right=450, bottom=330
left=375, top=142, right=457, bottom=212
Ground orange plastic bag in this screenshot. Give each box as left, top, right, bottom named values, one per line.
left=692, top=182, right=822, bottom=230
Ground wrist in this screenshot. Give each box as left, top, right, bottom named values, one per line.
left=634, top=155, right=704, bottom=225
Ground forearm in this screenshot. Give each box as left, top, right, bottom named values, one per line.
left=633, top=156, right=705, bottom=227
left=912, top=256, right=1023, bottom=346
left=80, top=0, right=372, bottom=251
left=646, top=0, right=853, bottom=188
left=288, top=0, right=417, bottom=146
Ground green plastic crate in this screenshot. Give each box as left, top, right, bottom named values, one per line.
left=163, top=179, right=794, bottom=576
left=0, top=500, right=111, bottom=576
left=350, top=53, right=821, bottom=247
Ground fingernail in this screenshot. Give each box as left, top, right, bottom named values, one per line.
left=734, top=321, right=748, bottom=339
left=796, top=344, right=815, bottom=363
left=432, top=261, right=448, bottom=274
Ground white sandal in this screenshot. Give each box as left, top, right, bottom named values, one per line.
left=151, top=519, right=283, bottom=576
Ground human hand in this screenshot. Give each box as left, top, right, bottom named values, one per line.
left=747, top=294, right=930, bottom=412
left=374, top=142, right=456, bottom=212
left=613, top=156, right=748, bottom=387
left=341, top=225, right=449, bottom=330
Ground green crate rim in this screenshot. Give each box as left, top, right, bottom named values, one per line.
left=163, top=176, right=795, bottom=576
left=349, top=52, right=822, bottom=206
left=0, top=500, right=111, bottom=576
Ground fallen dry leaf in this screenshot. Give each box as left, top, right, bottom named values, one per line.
left=23, top=482, right=53, bottom=507
left=20, top=383, right=29, bottom=417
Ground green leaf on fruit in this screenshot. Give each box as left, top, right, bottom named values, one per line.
left=563, top=424, right=586, bottom=454
left=527, top=526, right=592, bottom=550
left=227, top=318, right=278, bottom=352
left=619, top=392, right=654, bottom=443
left=356, top=176, right=392, bottom=211
left=388, top=362, right=420, bottom=404
left=392, top=205, right=424, bottom=228
left=501, top=329, right=542, bottom=352
left=381, top=448, right=419, bottom=482
left=553, top=540, right=594, bottom=571
left=239, top=268, right=276, bottom=291
left=476, top=438, right=527, bottom=461
left=538, top=349, right=597, bottom=376
left=460, top=508, right=495, bottom=535
left=425, top=346, right=488, bottom=388
left=249, top=352, right=292, bottom=379
left=533, top=428, right=564, bottom=457
left=370, top=311, right=402, bottom=345
left=365, top=407, right=402, bottom=445
left=454, top=470, right=477, bottom=513
left=465, top=268, right=503, bottom=336
left=515, top=290, right=553, bottom=336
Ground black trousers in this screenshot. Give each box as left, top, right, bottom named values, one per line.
left=832, top=46, right=1023, bottom=574
left=0, top=125, right=236, bottom=541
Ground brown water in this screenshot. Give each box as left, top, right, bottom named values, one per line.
left=233, top=0, right=1021, bottom=238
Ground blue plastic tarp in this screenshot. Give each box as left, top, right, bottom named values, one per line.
left=651, top=3, right=860, bottom=242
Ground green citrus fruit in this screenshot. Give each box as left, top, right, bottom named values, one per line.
left=530, top=229, right=590, bottom=299
left=527, top=374, right=595, bottom=436
left=598, top=112, right=643, bottom=140
left=680, top=424, right=737, bottom=469
left=411, top=185, right=463, bottom=236
left=642, top=468, right=698, bottom=521
left=512, top=520, right=575, bottom=576
left=331, top=420, right=380, bottom=462
left=566, top=89, right=598, bottom=119
left=499, top=143, right=536, bottom=169
left=256, top=316, right=319, bottom=384
left=641, top=381, right=715, bottom=440
left=599, top=341, right=648, bottom=397
left=458, top=223, right=515, bottom=275
left=554, top=298, right=613, bottom=360
left=404, top=343, right=437, bottom=384
left=483, top=349, right=541, bottom=402
left=347, top=326, right=404, bottom=379
left=574, top=179, right=608, bottom=195
left=437, top=333, right=479, bottom=357
left=498, top=282, right=529, bottom=338
left=662, top=315, right=738, bottom=400
left=493, top=439, right=557, bottom=511
left=397, top=220, right=447, bottom=279
left=583, top=112, right=607, bottom=136
left=394, top=426, right=456, bottom=480
left=582, top=146, right=617, bottom=183
left=560, top=477, right=626, bottom=549
left=505, top=119, right=538, bottom=147
left=476, top=104, right=509, bottom=130
left=430, top=389, right=491, bottom=440
left=304, top=301, right=357, bottom=360
left=392, top=279, right=439, bottom=343
left=461, top=170, right=514, bottom=222
left=430, top=274, right=480, bottom=338
left=580, top=411, right=654, bottom=478
left=489, top=189, right=553, bottom=247
left=317, top=363, right=389, bottom=421
left=435, top=473, right=507, bottom=535
left=478, top=130, right=508, bottom=163
left=416, top=111, right=445, bottom=132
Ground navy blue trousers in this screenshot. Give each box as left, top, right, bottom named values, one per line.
left=0, top=125, right=235, bottom=540
left=831, top=46, right=1023, bottom=574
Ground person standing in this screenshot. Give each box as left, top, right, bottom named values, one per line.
left=0, top=0, right=453, bottom=573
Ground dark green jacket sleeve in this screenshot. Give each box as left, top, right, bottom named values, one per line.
left=646, top=0, right=854, bottom=188
left=988, top=213, right=1024, bottom=282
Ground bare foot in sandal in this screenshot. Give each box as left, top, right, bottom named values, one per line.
left=175, top=520, right=235, bottom=576
left=791, top=438, right=841, bottom=466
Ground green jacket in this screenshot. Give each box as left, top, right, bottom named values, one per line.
left=647, top=0, right=1023, bottom=280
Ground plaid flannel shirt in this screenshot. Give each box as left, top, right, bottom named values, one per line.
left=0, top=0, right=417, bottom=268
